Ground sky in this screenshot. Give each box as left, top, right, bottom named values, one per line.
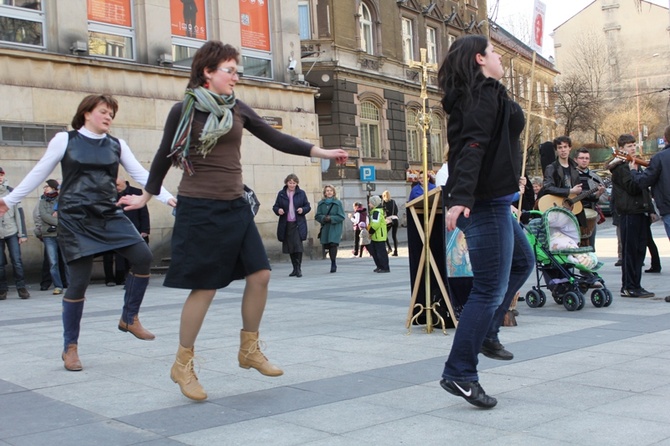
left=489, top=0, right=668, bottom=59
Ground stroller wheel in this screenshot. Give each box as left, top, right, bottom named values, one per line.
left=525, top=290, right=542, bottom=308
left=538, top=290, right=547, bottom=307
left=563, top=291, right=580, bottom=311
left=603, top=288, right=613, bottom=307
left=552, top=293, right=563, bottom=305
left=576, top=291, right=585, bottom=310
left=591, top=289, right=607, bottom=308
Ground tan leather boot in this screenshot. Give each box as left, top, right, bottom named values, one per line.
left=118, top=315, right=155, bottom=340
left=170, top=344, right=207, bottom=401
left=238, top=330, right=283, bottom=377
left=62, top=344, right=83, bottom=371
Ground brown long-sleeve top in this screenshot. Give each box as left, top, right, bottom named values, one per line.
left=145, top=99, right=314, bottom=200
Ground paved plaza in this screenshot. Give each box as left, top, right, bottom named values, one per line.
left=1, top=222, right=670, bottom=445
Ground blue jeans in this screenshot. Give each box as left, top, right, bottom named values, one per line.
left=43, top=237, right=67, bottom=289
left=0, top=233, right=26, bottom=290
left=442, top=200, right=534, bottom=383
left=663, top=213, right=670, bottom=240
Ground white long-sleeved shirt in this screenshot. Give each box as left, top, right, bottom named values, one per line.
left=3, top=128, right=173, bottom=207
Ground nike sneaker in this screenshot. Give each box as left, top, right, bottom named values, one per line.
left=440, top=379, right=497, bottom=409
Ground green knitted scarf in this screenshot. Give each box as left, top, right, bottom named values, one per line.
left=169, top=86, right=237, bottom=175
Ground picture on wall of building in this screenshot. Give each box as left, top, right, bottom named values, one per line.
left=239, top=0, right=270, bottom=51
left=170, top=0, right=207, bottom=40
left=87, top=0, right=132, bottom=27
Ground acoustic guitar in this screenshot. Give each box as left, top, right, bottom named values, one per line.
left=537, top=185, right=601, bottom=214
left=611, top=149, right=650, bottom=167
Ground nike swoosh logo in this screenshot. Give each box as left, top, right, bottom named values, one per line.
left=453, top=382, right=472, bottom=397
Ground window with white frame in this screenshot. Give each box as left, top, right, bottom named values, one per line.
left=0, top=1, right=45, bottom=47
left=87, top=0, right=135, bottom=60
left=298, top=1, right=311, bottom=40
left=536, top=81, right=542, bottom=105
left=426, top=26, right=437, bottom=65
left=360, top=101, right=381, bottom=158
left=430, top=114, right=444, bottom=164
left=406, top=109, right=420, bottom=162
left=402, top=17, right=414, bottom=63
left=359, top=2, right=373, bottom=54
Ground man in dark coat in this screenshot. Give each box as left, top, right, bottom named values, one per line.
left=103, top=178, right=150, bottom=286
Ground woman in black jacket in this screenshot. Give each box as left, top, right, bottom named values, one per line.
left=438, top=35, right=534, bottom=409
left=272, top=174, right=311, bottom=277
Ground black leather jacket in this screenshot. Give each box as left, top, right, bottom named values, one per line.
left=610, top=162, right=653, bottom=215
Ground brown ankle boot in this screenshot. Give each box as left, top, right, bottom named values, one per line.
left=62, top=344, right=83, bottom=371
left=238, top=330, right=283, bottom=377
left=118, top=315, right=155, bottom=340
left=170, top=344, right=207, bottom=401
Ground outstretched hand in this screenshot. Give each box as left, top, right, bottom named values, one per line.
left=118, top=191, right=152, bottom=211
left=311, top=147, right=349, bottom=165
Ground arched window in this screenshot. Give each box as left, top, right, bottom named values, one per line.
left=360, top=101, right=381, bottom=158
left=430, top=114, right=445, bottom=164
left=406, top=109, right=420, bottom=162
left=359, top=2, right=374, bottom=54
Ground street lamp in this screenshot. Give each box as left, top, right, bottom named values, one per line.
left=636, top=53, right=659, bottom=154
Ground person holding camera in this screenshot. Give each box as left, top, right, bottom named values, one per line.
left=38, top=179, right=69, bottom=295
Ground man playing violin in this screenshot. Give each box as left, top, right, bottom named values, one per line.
left=608, top=134, right=655, bottom=299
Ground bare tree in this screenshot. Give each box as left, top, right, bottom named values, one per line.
left=553, top=74, right=596, bottom=136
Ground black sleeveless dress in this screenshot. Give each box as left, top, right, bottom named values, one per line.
left=57, top=131, right=143, bottom=262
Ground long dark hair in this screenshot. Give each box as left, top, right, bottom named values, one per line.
left=188, top=41, right=240, bottom=89
left=437, top=35, right=489, bottom=112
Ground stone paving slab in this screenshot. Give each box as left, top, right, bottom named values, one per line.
left=0, top=223, right=669, bottom=445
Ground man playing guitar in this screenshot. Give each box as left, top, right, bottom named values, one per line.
left=575, top=148, right=606, bottom=248
left=542, top=136, right=589, bottom=243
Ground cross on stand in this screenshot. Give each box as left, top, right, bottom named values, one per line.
left=405, top=49, right=453, bottom=335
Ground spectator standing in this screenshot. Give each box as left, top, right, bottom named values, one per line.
left=0, top=167, right=30, bottom=300
left=348, top=202, right=367, bottom=257
left=315, top=184, right=345, bottom=273
left=103, top=177, right=150, bottom=286
left=38, top=179, right=68, bottom=295
left=382, top=190, right=399, bottom=256
left=368, top=195, right=390, bottom=273
left=272, top=174, right=310, bottom=278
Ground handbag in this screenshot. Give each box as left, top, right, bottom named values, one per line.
left=243, top=185, right=260, bottom=216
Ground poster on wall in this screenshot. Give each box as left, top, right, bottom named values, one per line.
left=87, top=0, right=132, bottom=27
left=239, top=0, right=270, bottom=51
left=170, top=0, right=207, bottom=40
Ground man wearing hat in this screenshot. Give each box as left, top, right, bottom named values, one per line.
left=368, top=195, right=390, bottom=273
left=38, top=179, right=68, bottom=295
left=0, top=167, right=30, bottom=300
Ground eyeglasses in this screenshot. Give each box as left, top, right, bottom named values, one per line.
left=217, top=67, right=240, bottom=77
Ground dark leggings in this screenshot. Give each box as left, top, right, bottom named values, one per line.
left=385, top=220, right=399, bottom=252
left=64, top=242, right=152, bottom=300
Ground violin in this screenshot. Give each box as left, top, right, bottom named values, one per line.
left=611, top=148, right=650, bottom=167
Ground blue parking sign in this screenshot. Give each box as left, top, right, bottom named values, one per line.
left=360, top=166, right=376, bottom=182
